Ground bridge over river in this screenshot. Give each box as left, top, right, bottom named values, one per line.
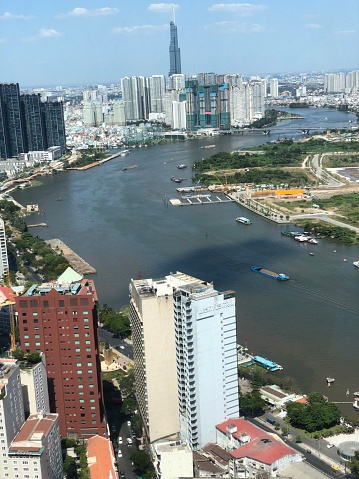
left=230, top=126, right=356, bottom=135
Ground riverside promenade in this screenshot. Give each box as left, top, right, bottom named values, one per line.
left=45, top=239, right=96, bottom=275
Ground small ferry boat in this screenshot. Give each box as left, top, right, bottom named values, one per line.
left=120, top=149, right=130, bottom=157
left=177, top=164, right=187, bottom=169
left=308, top=238, right=318, bottom=244
left=353, top=261, right=359, bottom=268
left=294, top=235, right=310, bottom=242
left=171, top=177, right=182, bottom=183
left=326, top=377, right=335, bottom=385
left=251, top=266, right=289, bottom=281
left=236, top=217, right=252, bottom=225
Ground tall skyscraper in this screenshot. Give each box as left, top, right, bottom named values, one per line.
left=168, top=8, right=181, bottom=77
left=0, top=217, right=9, bottom=279
left=0, top=83, right=26, bottom=159
left=41, top=100, right=66, bottom=155
left=21, top=93, right=46, bottom=152
left=0, top=83, right=66, bottom=159
left=148, top=75, right=166, bottom=113
left=121, top=76, right=150, bottom=121
left=16, top=268, right=107, bottom=438
left=129, top=272, right=239, bottom=450
left=269, top=78, right=279, bottom=98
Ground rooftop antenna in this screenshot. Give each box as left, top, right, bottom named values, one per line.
left=172, top=4, right=175, bottom=24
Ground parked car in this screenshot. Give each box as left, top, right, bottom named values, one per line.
left=327, top=443, right=335, bottom=449
left=331, top=465, right=339, bottom=472
left=118, top=436, right=123, bottom=444
left=126, top=437, right=133, bottom=445
left=127, top=420, right=131, bottom=427
left=306, top=449, right=311, bottom=454
left=118, top=449, right=122, bottom=458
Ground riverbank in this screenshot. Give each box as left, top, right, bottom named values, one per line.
left=45, top=239, right=96, bottom=275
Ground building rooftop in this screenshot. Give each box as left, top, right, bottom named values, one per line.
left=217, top=419, right=298, bottom=465
left=23, top=276, right=96, bottom=299
left=0, top=359, right=18, bottom=393
left=87, top=435, right=118, bottom=479
left=9, top=413, right=58, bottom=455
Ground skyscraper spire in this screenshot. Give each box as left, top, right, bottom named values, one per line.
left=168, top=7, right=181, bottom=77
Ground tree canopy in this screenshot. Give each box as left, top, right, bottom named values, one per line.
left=286, top=392, right=341, bottom=432
left=239, top=390, right=266, bottom=417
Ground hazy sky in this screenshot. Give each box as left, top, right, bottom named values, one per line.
left=0, top=0, right=358, bottom=87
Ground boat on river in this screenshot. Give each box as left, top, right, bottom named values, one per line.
left=294, top=235, right=310, bottom=242
left=236, top=217, right=252, bottom=225
left=171, top=177, right=182, bottom=183
left=177, top=164, right=187, bottom=169
left=251, top=266, right=289, bottom=281
left=308, top=238, right=318, bottom=244
left=353, top=261, right=359, bottom=268
left=326, top=377, right=335, bottom=385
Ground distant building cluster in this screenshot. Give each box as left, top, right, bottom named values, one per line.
left=324, top=70, right=359, bottom=93
left=0, top=83, right=66, bottom=161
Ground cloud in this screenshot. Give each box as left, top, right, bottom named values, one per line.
left=335, top=29, right=356, bottom=35
left=0, top=38, right=6, bottom=43
left=208, top=3, right=266, bottom=14
left=113, top=24, right=167, bottom=34
left=23, top=28, right=61, bottom=42
left=0, top=11, right=33, bottom=20
left=205, top=20, right=265, bottom=33
left=305, top=23, right=321, bottom=29
left=148, top=3, right=180, bottom=12
left=57, top=7, right=119, bottom=19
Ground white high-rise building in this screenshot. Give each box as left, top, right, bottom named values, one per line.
left=82, top=101, right=95, bottom=126
left=174, top=280, right=239, bottom=450
left=270, top=78, right=279, bottom=98
left=113, top=100, right=126, bottom=125
left=0, top=359, right=25, bottom=475
left=19, top=353, right=50, bottom=416
left=149, top=75, right=166, bottom=114
left=168, top=74, right=186, bottom=91
left=121, top=76, right=150, bottom=121
left=0, top=218, right=9, bottom=279
left=9, top=413, right=63, bottom=479
left=164, top=90, right=180, bottom=126
left=129, top=272, right=239, bottom=450
left=172, top=101, right=187, bottom=130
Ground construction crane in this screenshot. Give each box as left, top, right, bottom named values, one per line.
left=4, top=269, right=16, bottom=352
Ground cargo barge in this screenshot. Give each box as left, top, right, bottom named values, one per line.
left=251, top=266, right=289, bottom=281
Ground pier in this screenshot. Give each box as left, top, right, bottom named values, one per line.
left=68, top=151, right=126, bottom=170
left=45, top=239, right=96, bottom=275
left=170, top=194, right=234, bottom=206
left=28, top=222, right=48, bottom=227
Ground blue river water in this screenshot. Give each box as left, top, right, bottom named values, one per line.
left=13, top=108, right=359, bottom=412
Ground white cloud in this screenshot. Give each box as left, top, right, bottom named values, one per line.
left=205, top=20, right=265, bottom=33
left=335, top=29, right=356, bottom=35
left=0, top=11, right=33, bottom=20
left=208, top=3, right=266, bottom=14
left=57, top=7, right=119, bottom=19
left=305, top=23, right=321, bottom=29
left=148, top=3, right=180, bottom=13
left=23, top=29, right=61, bottom=42
left=113, top=24, right=167, bottom=34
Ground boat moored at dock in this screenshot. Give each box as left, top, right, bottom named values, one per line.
left=236, top=217, right=252, bottom=225
left=251, top=266, right=289, bottom=281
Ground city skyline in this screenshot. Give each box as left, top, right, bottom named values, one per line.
left=0, top=0, right=358, bottom=87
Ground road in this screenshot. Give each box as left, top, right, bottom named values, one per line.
left=98, top=327, right=133, bottom=360
left=116, top=420, right=138, bottom=479
left=290, top=212, right=359, bottom=233
left=250, top=417, right=347, bottom=478
left=310, top=154, right=345, bottom=188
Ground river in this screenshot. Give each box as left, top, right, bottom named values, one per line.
left=13, top=108, right=359, bottom=413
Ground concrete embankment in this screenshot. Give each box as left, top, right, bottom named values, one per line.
left=45, top=239, right=96, bottom=275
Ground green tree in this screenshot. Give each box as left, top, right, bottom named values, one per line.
left=130, top=450, right=154, bottom=475
left=118, top=369, right=135, bottom=396
left=12, top=349, right=25, bottom=360
left=121, top=397, right=137, bottom=415
left=348, top=450, right=359, bottom=475
left=295, top=435, right=302, bottom=443
left=63, top=455, right=77, bottom=479
left=239, top=390, right=266, bottom=417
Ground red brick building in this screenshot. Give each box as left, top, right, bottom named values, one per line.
left=16, top=270, right=107, bottom=438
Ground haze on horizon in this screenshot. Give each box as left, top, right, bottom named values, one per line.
left=0, top=0, right=358, bottom=87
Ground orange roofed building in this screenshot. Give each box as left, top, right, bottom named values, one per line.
left=87, top=435, right=119, bottom=479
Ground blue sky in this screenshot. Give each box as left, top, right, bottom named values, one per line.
left=0, top=1, right=358, bottom=87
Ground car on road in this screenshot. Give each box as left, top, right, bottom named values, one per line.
left=120, top=345, right=125, bottom=350
left=331, top=465, right=339, bottom=472
left=306, top=449, right=311, bottom=454
left=327, top=443, right=335, bottom=448
left=118, top=436, right=123, bottom=444
left=126, top=437, right=133, bottom=445
left=118, top=449, right=122, bottom=458
left=127, top=420, right=131, bottom=427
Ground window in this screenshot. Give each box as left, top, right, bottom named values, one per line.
left=76, top=363, right=82, bottom=367
left=85, top=341, right=90, bottom=345
left=87, top=362, right=92, bottom=367
left=32, top=312, right=38, bottom=316
left=75, top=341, right=80, bottom=345
left=77, top=370, right=82, bottom=374
left=84, top=318, right=89, bottom=322
left=75, top=348, right=80, bottom=352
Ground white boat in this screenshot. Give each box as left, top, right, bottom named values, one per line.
left=308, top=238, right=318, bottom=244
left=236, top=217, right=252, bottom=225
left=353, top=261, right=359, bottom=268
left=326, top=377, right=335, bottom=384
left=294, top=235, right=309, bottom=242
left=353, top=400, right=359, bottom=411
